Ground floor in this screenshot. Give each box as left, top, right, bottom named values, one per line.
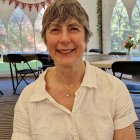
left=0, top=77, right=34, bottom=140
left=0, top=76, right=140, bottom=139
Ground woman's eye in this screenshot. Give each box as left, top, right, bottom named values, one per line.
left=50, top=28, right=60, bottom=33
left=70, top=27, right=79, bottom=32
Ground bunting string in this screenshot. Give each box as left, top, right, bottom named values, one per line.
left=3, top=0, right=52, bottom=11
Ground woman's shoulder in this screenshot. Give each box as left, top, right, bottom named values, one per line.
left=88, top=63, right=129, bottom=99
left=88, top=63, right=126, bottom=88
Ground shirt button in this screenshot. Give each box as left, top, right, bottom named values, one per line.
left=71, top=136, right=78, bottom=140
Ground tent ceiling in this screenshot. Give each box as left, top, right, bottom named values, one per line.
left=0, top=0, right=51, bottom=28
left=122, top=0, right=137, bottom=19
left=17, top=0, right=48, bottom=4
left=0, top=0, right=138, bottom=31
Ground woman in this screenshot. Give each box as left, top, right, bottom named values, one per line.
left=11, top=0, right=137, bottom=140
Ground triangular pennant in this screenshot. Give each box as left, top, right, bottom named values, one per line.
left=8, top=0, right=50, bottom=11
left=21, top=3, right=26, bottom=9
left=28, top=4, right=33, bottom=11
left=41, top=2, right=45, bottom=9
left=9, top=0, right=14, bottom=5
left=34, top=3, right=39, bottom=12
left=15, top=0, right=20, bottom=8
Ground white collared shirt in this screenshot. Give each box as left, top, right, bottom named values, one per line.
left=11, top=61, right=137, bottom=140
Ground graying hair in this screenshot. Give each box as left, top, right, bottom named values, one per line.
left=41, top=0, right=92, bottom=43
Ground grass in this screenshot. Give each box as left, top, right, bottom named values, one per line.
left=0, top=61, right=10, bottom=73
left=0, top=58, right=42, bottom=74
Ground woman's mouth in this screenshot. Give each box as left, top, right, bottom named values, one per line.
left=56, top=49, right=75, bottom=54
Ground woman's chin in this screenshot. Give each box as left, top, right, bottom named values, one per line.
left=56, top=59, right=76, bottom=67
left=60, top=62, right=74, bottom=66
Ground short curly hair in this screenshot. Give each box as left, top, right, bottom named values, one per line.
left=41, top=0, right=92, bottom=43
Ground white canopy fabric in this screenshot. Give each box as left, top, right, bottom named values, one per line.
left=0, top=0, right=51, bottom=29
left=0, top=1, right=15, bottom=30
left=22, top=6, right=43, bottom=27
left=0, top=0, right=137, bottom=31
left=0, top=0, right=138, bottom=53
left=122, top=0, right=137, bottom=20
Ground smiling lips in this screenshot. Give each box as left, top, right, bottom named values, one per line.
left=56, top=49, right=75, bottom=54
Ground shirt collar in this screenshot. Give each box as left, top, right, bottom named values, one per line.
left=30, top=69, right=49, bottom=102
left=30, top=61, right=97, bottom=102
left=81, top=61, right=97, bottom=88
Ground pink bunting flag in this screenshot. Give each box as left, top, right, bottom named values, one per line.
left=41, top=2, right=45, bottom=9
left=9, top=0, right=14, bottom=5
left=28, top=4, right=33, bottom=11
left=21, top=3, right=26, bottom=9
left=15, top=0, right=19, bottom=8
left=34, top=3, right=39, bottom=12
left=8, top=0, right=51, bottom=11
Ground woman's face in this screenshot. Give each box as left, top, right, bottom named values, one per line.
left=45, top=18, right=87, bottom=66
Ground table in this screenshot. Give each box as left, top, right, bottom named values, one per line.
left=3, top=51, right=48, bottom=62
left=83, top=53, right=140, bottom=69
left=90, top=57, right=140, bottom=69
left=83, top=53, right=127, bottom=68
left=90, top=59, right=127, bottom=69
left=85, top=54, right=140, bottom=81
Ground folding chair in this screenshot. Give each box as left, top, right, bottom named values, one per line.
left=88, top=49, right=101, bottom=53
left=0, top=55, right=4, bottom=95
left=108, top=52, right=126, bottom=55
left=112, top=61, right=140, bottom=94
left=0, top=90, right=3, bottom=95
left=37, top=54, right=54, bottom=71
left=7, top=54, right=41, bottom=94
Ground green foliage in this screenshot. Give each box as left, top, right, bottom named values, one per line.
left=97, top=0, right=103, bottom=53
left=124, top=38, right=134, bottom=50
left=111, top=0, right=140, bottom=52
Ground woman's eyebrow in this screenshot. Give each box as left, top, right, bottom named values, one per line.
left=68, top=23, right=81, bottom=28
left=48, top=22, right=82, bottom=28
left=48, top=23, right=61, bottom=28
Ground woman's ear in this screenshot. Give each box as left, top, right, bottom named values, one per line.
left=44, top=38, right=47, bottom=46
left=84, top=45, right=87, bottom=52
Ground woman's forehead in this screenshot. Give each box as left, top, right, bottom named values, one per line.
left=49, top=18, right=81, bottom=27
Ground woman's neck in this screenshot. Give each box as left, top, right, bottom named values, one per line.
left=54, top=61, right=86, bottom=85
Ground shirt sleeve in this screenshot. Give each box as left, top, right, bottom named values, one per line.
left=113, top=79, right=138, bottom=130
left=11, top=95, right=32, bottom=140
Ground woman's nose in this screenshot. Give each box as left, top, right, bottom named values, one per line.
left=59, top=29, right=71, bottom=44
